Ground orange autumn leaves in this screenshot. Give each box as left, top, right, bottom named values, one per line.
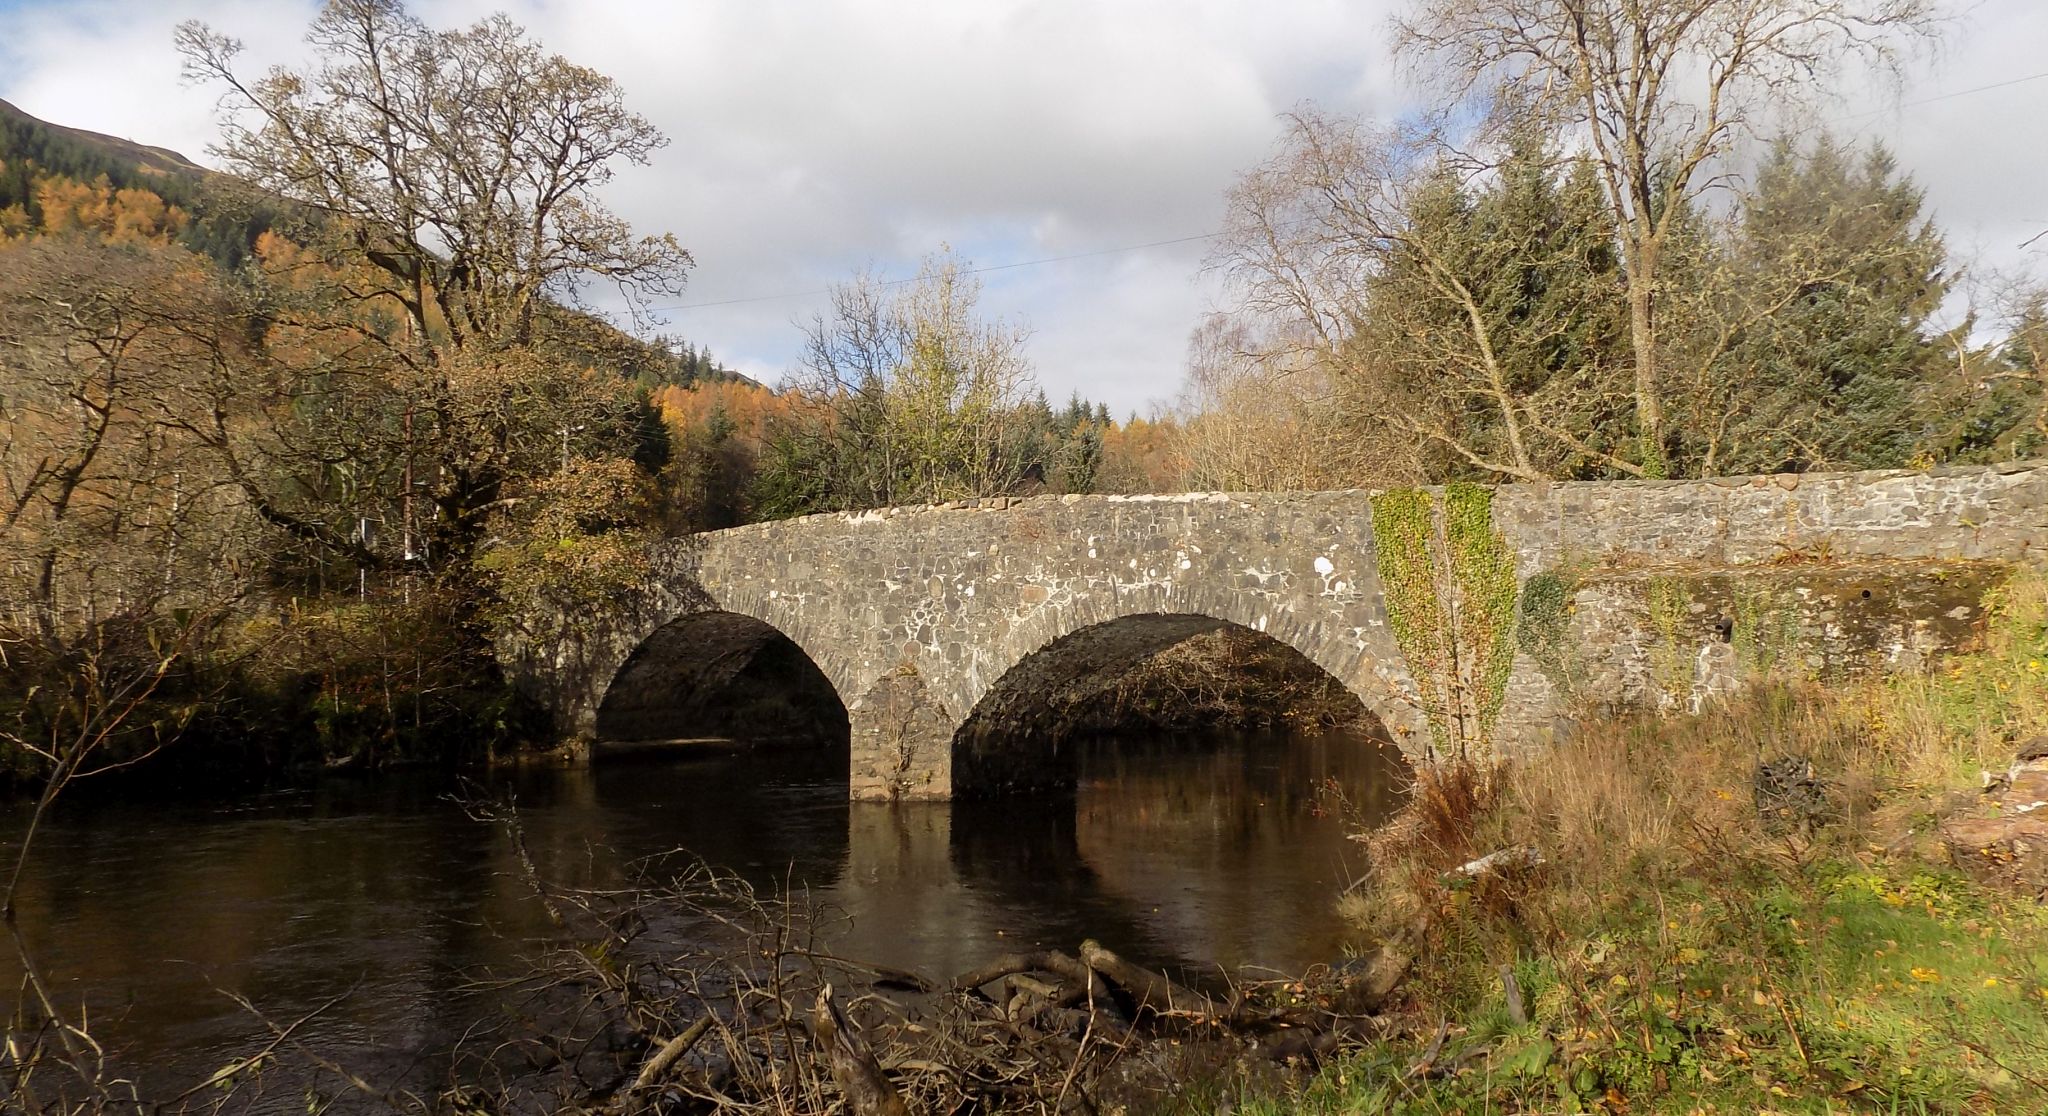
left=0, top=171, right=189, bottom=244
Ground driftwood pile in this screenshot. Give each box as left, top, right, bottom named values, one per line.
left=447, top=847, right=1415, bottom=1116
left=590, top=939, right=1409, bottom=1116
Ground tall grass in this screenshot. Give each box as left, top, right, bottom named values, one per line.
left=1314, top=566, right=2048, bottom=1114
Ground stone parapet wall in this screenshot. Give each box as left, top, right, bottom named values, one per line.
left=1494, top=461, right=2048, bottom=571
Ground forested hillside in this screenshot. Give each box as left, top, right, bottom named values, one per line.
left=0, top=96, right=285, bottom=269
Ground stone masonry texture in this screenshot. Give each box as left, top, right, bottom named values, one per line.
left=498, top=461, right=2048, bottom=799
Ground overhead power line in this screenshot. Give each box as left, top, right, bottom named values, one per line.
left=650, top=68, right=2048, bottom=316
left=1834, top=68, right=2048, bottom=123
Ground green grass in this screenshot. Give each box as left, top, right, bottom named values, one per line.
left=1194, top=872, right=2048, bottom=1114
left=1161, top=567, right=2048, bottom=1116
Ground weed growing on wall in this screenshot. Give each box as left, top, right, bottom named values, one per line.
left=1517, top=563, right=1586, bottom=702
left=1645, top=575, right=1695, bottom=708
left=1731, top=583, right=1806, bottom=677
left=1370, top=483, right=1519, bottom=758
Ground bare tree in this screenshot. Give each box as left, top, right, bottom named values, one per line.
left=1396, top=0, right=1943, bottom=473
left=177, top=0, right=689, bottom=360
left=1174, top=312, right=1415, bottom=491
left=783, top=251, right=1036, bottom=509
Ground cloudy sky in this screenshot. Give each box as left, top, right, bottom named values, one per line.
left=4, top=0, right=2045, bottom=414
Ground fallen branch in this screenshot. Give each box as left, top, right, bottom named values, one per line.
left=624, top=1013, right=714, bottom=1097
left=953, top=950, right=1096, bottom=996
left=1078, top=939, right=1218, bottom=1021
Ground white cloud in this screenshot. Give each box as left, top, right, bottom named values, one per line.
left=4, top=0, right=2045, bottom=414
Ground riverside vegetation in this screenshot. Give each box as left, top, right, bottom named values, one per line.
left=1181, top=566, right=2048, bottom=1115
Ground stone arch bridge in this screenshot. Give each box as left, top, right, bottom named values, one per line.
left=501, top=462, right=2048, bottom=799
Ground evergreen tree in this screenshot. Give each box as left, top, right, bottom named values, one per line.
left=1345, top=129, right=1630, bottom=480
left=1708, top=135, right=1949, bottom=472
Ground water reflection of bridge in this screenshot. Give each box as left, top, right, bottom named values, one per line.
left=824, top=732, right=1406, bottom=979
left=476, top=729, right=1406, bottom=975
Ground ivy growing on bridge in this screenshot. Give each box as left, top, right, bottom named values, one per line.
left=1516, top=563, right=1585, bottom=702
left=1369, top=482, right=1520, bottom=759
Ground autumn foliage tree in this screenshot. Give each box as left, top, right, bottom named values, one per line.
left=176, top=0, right=691, bottom=594
left=0, top=238, right=257, bottom=644
left=0, top=236, right=261, bottom=788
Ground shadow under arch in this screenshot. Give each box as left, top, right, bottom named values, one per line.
left=952, top=612, right=1390, bottom=797
left=594, top=610, right=851, bottom=753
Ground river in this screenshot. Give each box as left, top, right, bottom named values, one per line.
left=1, top=728, right=1405, bottom=1104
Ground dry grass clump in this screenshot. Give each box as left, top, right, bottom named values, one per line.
left=1352, top=565, right=2048, bottom=945
left=1317, top=566, right=2048, bottom=1113
left=1344, top=688, right=1853, bottom=950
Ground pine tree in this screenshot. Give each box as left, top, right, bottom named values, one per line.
left=1712, top=135, right=1949, bottom=472
left=1348, top=130, right=1629, bottom=480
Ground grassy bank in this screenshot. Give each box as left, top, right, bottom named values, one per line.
left=1210, top=569, right=2048, bottom=1114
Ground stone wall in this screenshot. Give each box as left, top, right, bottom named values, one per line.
left=1493, top=464, right=2047, bottom=723
left=501, top=461, right=2048, bottom=799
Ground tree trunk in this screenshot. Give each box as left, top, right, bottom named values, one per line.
left=1626, top=270, right=1665, bottom=476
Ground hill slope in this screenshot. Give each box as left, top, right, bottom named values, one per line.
left=0, top=97, right=279, bottom=267
left=0, top=97, right=208, bottom=177
left=0, top=100, right=756, bottom=389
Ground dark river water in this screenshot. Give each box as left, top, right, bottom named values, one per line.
left=1, top=729, right=1405, bottom=1101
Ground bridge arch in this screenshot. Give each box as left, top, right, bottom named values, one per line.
left=593, top=610, right=850, bottom=747
left=951, top=611, right=1390, bottom=795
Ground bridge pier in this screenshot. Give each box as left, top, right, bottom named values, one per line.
left=848, top=664, right=956, bottom=800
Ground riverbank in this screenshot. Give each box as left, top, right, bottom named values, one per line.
left=1192, top=569, right=2048, bottom=1114
left=9, top=569, right=2042, bottom=1112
